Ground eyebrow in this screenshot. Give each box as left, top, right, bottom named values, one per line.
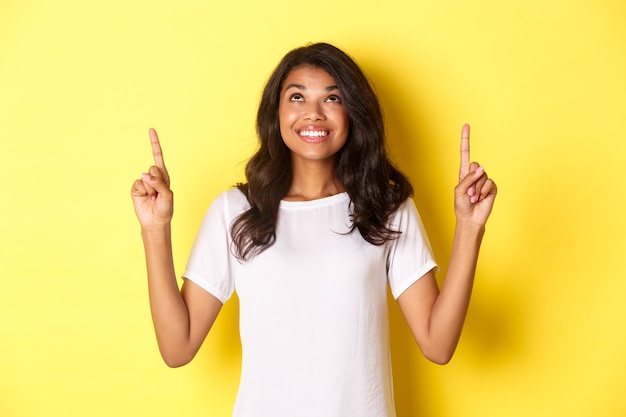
left=283, top=83, right=340, bottom=92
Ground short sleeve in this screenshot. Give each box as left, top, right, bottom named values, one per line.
left=183, top=189, right=248, bottom=303
left=386, top=198, right=439, bottom=299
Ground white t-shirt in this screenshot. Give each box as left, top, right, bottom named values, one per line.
left=184, top=188, right=437, bottom=417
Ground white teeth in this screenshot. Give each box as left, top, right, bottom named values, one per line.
left=299, top=130, right=328, bottom=137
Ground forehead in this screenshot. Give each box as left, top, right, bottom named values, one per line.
left=281, top=66, right=337, bottom=90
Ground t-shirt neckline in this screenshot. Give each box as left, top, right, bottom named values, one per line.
left=280, top=192, right=349, bottom=209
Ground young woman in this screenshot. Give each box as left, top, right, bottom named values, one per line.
left=131, top=42, right=496, bottom=417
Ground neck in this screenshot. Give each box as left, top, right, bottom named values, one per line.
left=284, top=158, right=345, bottom=201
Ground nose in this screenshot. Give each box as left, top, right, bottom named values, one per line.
left=304, top=101, right=326, bottom=121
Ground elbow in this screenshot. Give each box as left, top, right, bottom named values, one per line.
left=156, top=336, right=198, bottom=368
left=160, top=349, right=194, bottom=368
left=426, top=353, right=453, bottom=365
left=417, top=334, right=460, bottom=365
left=163, top=356, right=190, bottom=368
left=422, top=346, right=456, bottom=365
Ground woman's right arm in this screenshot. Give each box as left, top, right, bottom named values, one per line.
left=131, top=128, right=222, bottom=368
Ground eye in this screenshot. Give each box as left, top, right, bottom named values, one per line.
left=325, top=94, right=342, bottom=103
left=289, top=93, right=304, bottom=102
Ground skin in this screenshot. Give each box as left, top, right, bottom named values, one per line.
left=131, top=129, right=222, bottom=367
left=278, top=66, right=349, bottom=201
left=131, top=70, right=497, bottom=367
left=397, top=124, right=497, bottom=364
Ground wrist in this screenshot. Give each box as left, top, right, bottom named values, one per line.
left=141, top=222, right=172, bottom=238
left=454, top=220, right=485, bottom=240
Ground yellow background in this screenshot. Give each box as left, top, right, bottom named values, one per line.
left=1, top=0, right=625, bottom=416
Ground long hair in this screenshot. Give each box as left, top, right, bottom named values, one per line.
left=231, top=42, right=413, bottom=260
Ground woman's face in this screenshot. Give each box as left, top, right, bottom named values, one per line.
left=278, top=66, right=349, bottom=166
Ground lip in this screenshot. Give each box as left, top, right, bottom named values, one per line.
left=296, top=127, right=330, bottom=144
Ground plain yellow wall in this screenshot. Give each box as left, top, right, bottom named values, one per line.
left=1, top=0, right=625, bottom=416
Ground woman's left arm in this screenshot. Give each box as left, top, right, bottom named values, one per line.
left=397, top=124, right=497, bottom=364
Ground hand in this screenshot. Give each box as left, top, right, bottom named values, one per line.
left=131, top=128, right=174, bottom=229
left=454, top=124, right=497, bottom=227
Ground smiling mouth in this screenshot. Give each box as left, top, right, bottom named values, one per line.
left=297, top=129, right=330, bottom=143
left=298, top=129, right=329, bottom=138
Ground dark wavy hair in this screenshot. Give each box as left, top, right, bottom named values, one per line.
left=231, top=42, right=413, bottom=260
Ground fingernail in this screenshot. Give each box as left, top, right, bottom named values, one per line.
left=141, top=173, right=150, bottom=181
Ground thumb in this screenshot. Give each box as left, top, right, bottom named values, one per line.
left=141, top=167, right=171, bottom=196
left=455, top=166, right=484, bottom=196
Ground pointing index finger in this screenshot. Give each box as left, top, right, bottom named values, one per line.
left=148, top=128, right=170, bottom=185
left=149, top=128, right=166, bottom=170
left=459, top=123, right=470, bottom=180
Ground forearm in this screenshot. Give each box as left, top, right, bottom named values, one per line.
left=426, top=221, right=484, bottom=362
left=141, top=224, right=193, bottom=365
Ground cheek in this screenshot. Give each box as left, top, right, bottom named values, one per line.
left=278, top=106, right=298, bottom=129
left=335, top=108, right=349, bottom=132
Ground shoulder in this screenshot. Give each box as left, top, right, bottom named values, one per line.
left=387, top=197, right=424, bottom=229
left=217, top=187, right=249, bottom=206
left=392, top=196, right=418, bottom=217
left=206, top=187, right=250, bottom=219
